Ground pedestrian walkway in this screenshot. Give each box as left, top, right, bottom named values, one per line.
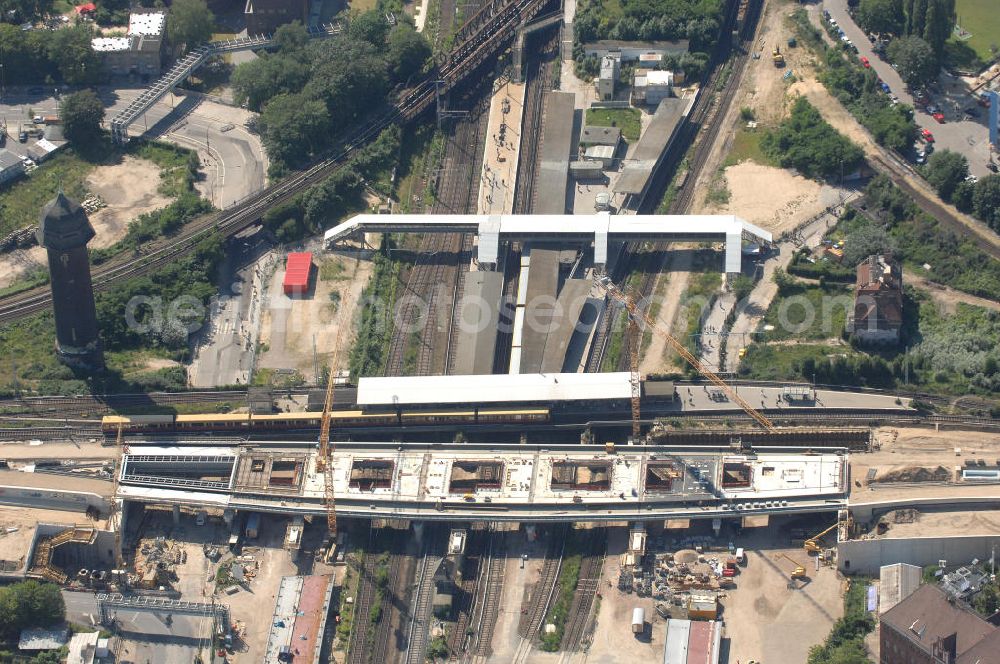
left=477, top=79, right=526, bottom=215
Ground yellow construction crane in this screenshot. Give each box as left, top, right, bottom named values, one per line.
left=595, top=276, right=776, bottom=434
left=110, top=421, right=125, bottom=567
left=804, top=522, right=839, bottom=554
left=777, top=553, right=807, bottom=579
left=317, top=326, right=347, bottom=538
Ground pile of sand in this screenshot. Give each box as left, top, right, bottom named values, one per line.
left=875, top=466, right=951, bottom=483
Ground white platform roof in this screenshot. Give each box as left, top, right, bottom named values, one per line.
left=325, top=213, right=772, bottom=272
left=356, top=372, right=633, bottom=406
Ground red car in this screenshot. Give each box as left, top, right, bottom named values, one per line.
left=859, top=55, right=870, bottom=68
left=932, top=112, right=945, bottom=123
left=921, top=128, right=935, bottom=142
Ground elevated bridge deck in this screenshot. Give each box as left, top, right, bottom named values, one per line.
left=325, top=213, right=773, bottom=271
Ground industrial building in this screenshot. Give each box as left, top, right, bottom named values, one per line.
left=36, top=193, right=104, bottom=369
left=91, top=11, right=165, bottom=78
left=633, top=70, right=675, bottom=106
left=282, top=251, right=313, bottom=296
left=596, top=54, right=620, bottom=100
left=583, top=40, right=690, bottom=62
left=0, top=150, right=25, bottom=186
left=879, top=563, right=921, bottom=614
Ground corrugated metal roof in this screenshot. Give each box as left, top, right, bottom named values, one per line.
left=356, top=372, right=632, bottom=405
left=664, top=619, right=690, bottom=664
left=283, top=252, right=312, bottom=291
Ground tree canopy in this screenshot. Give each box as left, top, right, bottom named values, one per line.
left=230, top=13, right=430, bottom=170
left=972, top=175, right=1000, bottom=231
left=574, top=0, right=723, bottom=50
left=857, top=0, right=904, bottom=35
left=60, top=89, right=106, bottom=148
left=887, top=35, right=938, bottom=88
left=762, top=97, right=865, bottom=181
left=167, top=0, right=214, bottom=50
left=924, top=149, right=968, bottom=202
left=843, top=223, right=898, bottom=267
left=0, top=0, right=54, bottom=24
left=0, top=581, right=65, bottom=638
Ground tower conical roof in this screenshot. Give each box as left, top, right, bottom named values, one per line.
left=36, top=192, right=96, bottom=251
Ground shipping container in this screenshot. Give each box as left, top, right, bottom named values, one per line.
left=631, top=607, right=645, bottom=634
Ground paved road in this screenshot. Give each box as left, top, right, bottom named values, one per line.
left=822, top=0, right=992, bottom=177
left=0, top=86, right=266, bottom=207
left=63, top=590, right=100, bottom=625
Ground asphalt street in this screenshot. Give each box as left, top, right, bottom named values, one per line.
left=823, top=0, right=993, bottom=177
left=0, top=86, right=266, bottom=207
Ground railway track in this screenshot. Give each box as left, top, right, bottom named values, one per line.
left=383, top=66, right=489, bottom=377
left=346, top=528, right=406, bottom=664
left=0, top=0, right=551, bottom=326
left=512, top=528, right=565, bottom=663
left=559, top=531, right=606, bottom=653
left=403, top=535, right=445, bottom=664
left=446, top=533, right=486, bottom=659
left=468, top=531, right=506, bottom=662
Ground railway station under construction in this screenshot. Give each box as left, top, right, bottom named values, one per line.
left=112, top=443, right=848, bottom=523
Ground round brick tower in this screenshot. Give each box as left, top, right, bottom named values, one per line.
left=36, top=192, right=104, bottom=369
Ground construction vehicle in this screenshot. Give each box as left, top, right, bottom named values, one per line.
left=777, top=553, right=807, bottom=579
left=772, top=44, right=785, bottom=67
left=594, top=276, right=776, bottom=438
left=804, top=522, right=839, bottom=554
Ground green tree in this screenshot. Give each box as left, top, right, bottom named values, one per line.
left=857, top=0, right=904, bottom=34
left=952, top=179, right=975, bottom=212
left=167, top=0, right=215, bottom=50
left=808, top=640, right=871, bottom=664
left=231, top=54, right=310, bottom=112
left=761, top=97, right=864, bottom=181
left=0, top=0, right=53, bottom=23
left=843, top=223, right=898, bottom=266
left=972, top=174, right=1000, bottom=231
left=273, top=20, right=310, bottom=53
left=386, top=25, right=431, bottom=82
left=48, top=24, right=103, bottom=85
left=0, top=581, right=65, bottom=638
left=94, top=0, right=131, bottom=26
left=924, top=149, right=968, bottom=201
left=304, top=37, right=389, bottom=128
left=887, top=36, right=938, bottom=88
left=259, top=92, right=332, bottom=168
left=347, top=9, right=390, bottom=46
left=60, top=89, right=105, bottom=148
left=921, top=0, right=954, bottom=58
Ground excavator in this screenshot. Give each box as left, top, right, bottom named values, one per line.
left=777, top=553, right=807, bottom=580
left=804, top=522, right=839, bottom=554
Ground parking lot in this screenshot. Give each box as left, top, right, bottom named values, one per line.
left=822, top=0, right=994, bottom=177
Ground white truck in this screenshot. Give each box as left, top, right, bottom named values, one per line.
left=631, top=607, right=645, bottom=635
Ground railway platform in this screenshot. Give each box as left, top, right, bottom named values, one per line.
left=478, top=79, right=526, bottom=215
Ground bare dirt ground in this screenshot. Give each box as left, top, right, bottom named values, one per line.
left=0, top=156, right=171, bottom=289
left=722, top=540, right=844, bottom=664
left=85, top=156, right=172, bottom=250
left=905, top=271, right=1000, bottom=313
left=257, top=252, right=372, bottom=383
left=870, top=509, right=1000, bottom=539
left=714, top=162, right=846, bottom=237
left=639, top=249, right=691, bottom=375
left=0, top=440, right=111, bottom=461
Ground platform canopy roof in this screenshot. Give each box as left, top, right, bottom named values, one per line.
left=357, top=372, right=633, bottom=406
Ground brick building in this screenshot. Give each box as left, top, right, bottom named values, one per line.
left=91, top=11, right=165, bottom=78
left=880, top=584, right=1000, bottom=664
left=848, top=254, right=902, bottom=344
left=244, top=0, right=309, bottom=35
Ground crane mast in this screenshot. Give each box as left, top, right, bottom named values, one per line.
left=318, top=326, right=347, bottom=538
left=596, top=276, right=776, bottom=433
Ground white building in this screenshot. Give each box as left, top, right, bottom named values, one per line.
left=596, top=54, right=620, bottom=101
left=584, top=39, right=689, bottom=62
left=633, top=69, right=674, bottom=106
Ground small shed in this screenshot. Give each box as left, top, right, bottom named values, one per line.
left=0, top=150, right=26, bottom=186
left=282, top=251, right=313, bottom=296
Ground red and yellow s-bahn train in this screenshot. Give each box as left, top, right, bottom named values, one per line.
left=101, top=407, right=549, bottom=435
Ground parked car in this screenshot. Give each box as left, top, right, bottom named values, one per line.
left=920, top=128, right=935, bottom=142
left=859, top=55, right=870, bottom=68
left=932, top=112, right=945, bottom=123
left=880, top=81, right=891, bottom=93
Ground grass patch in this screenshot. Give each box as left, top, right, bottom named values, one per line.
left=704, top=169, right=730, bottom=206
left=722, top=127, right=774, bottom=168
left=951, top=0, right=1000, bottom=64
left=133, top=141, right=200, bottom=199
left=350, top=0, right=380, bottom=11
left=394, top=124, right=443, bottom=213
left=0, top=151, right=97, bottom=238
left=349, top=239, right=407, bottom=378
left=761, top=279, right=853, bottom=342
left=319, top=257, right=352, bottom=281
left=738, top=342, right=860, bottom=382
left=807, top=576, right=873, bottom=664
left=585, top=107, right=642, bottom=142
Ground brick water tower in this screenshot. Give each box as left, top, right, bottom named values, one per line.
left=36, top=192, right=104, bottom=369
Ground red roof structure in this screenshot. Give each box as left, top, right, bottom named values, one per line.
left=75, top=3, right=96, bottom=13
left=283, top=252, right=312, bottom=296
